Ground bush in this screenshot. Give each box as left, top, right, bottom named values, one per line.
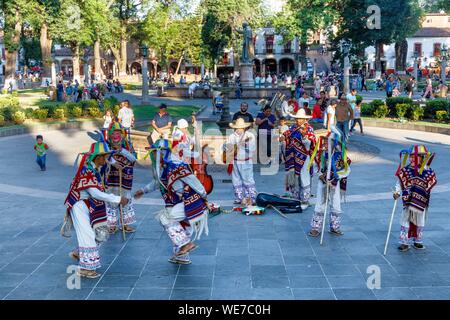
left=111, top=104, right=120, bottom=117
left=33, top=109, right=49, bottom=120
left=13, top=111, right=26, bottom=124
left=0, top=96, right=20, bottom=109
left=386, top=97, right=413, bottom=116
left=373, top=104, right=390, bottom=118
left=54, top=108, right=65, bottom=120
left=87, top=107, right=102, bottom=118
left=371, top=99, right=385, bottom=109
left=361, top=103, right=375, bottom=116
left=24, top=108, right=35, bottom=119
left=424, top=99, right=450, bottom=119
left=71, top=106, right=83, bottom=118
left=355, top=95, right=363, bottom=105
left=103, top=96, right=119, bottom=110
left=80, top=99, right=98, bottom=110
left=0, top=114, right=5, bottom=126
left=435, top=110, right=448, bottom=122
left=395, top=104, right=410, bottom=119
left=409, top=104, right=424, bottom=121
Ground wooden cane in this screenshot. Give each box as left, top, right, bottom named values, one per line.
left=119, top=169, right=126, bottom=241
left=383, top=198, right=398, bottom=255
left=320, top=181, right=330, bottom=246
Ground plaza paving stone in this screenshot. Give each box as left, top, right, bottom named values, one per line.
left=1, top=93, right=450, bottom=300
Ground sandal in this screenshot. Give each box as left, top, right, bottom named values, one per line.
left=168, top=256, right=192, bottom=265
left=69, top=251, right=79, bottom=261
left=109, top=226, right=118, bottom=234
left=123, top=225, right=136, bottom=233
left=176, top=242, right=198, bottom=256
left=330, top=229, right=344, bottom=236
left=308, top=230, right=320, bottom=237
left=77, top=269, right=101, bottom=279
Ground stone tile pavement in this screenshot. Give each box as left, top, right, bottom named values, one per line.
left=0, top=115, right=450, bottom=300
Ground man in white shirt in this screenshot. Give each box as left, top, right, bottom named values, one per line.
left=223, top=118, right=257, bottom=206
left=117, top=100, right=135, bottom=130
left=266, top=74, right=272, bottom=87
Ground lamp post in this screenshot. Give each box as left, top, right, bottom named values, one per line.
left=140, top=44, right=149, bottom=104
left=341, top=40, right=351, bottom=94
left=51, top=45, right=56, bottom=86
left=313, top=58, right=317, bottom=78
left=440, top=44, right=448, bottom=83
left=412, top=51, right=419, bottom=81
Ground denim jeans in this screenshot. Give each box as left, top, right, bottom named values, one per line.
left=36, top=154, right=46, bottom=170
left=336, top=121, right=349, bottom=142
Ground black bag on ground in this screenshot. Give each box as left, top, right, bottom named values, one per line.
left=255, top=193, right=302, bottom=213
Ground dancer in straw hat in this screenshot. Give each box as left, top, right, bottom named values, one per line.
left=280, top=108, right=316, bottom=210
left=63, top=142, right=129, bottom=278
left=223, top=118, right=257, bottom=206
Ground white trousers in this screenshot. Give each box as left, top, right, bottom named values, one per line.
left=232, top=162, right=257, bottom=201
left=71, top=201, right=101, bottom=270
left=311, top=181, right=342, bottom=231
left=106, top=187, right=136, bottom=227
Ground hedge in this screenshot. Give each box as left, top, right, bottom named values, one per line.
left=424, top=99, right=449, bottom=119
left=0, top=114, right=5, bottom=126
left=385, top=97, right=413, bottom=117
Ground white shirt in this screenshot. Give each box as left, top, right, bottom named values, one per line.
left=225, top=131, right=256, bottom=164
left=118, top=107, right=134, bottom=128
left=324, top=105, right=336, bottom=128
left=266, top=76, right=272, bottom=84
left=103, top=115, right=112, bottom=129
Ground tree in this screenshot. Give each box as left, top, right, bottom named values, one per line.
left=199, top=0, right=263, bottom=68
left=272, top=0, right=340, bottom=71
left=331, top=0, right=423, bottom=72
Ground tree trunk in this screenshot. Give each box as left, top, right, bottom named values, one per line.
left=299, top=42, right=308, bottom=71
left=374, top=41, right=383, bottom=72
left=94, top=37, right=102, bottom=80
left=4, top=17, right=22, bottom=79
left=72, top=44, right=80, bottom=82
left=40, top=23, right=52, bottom=80
left=119, top=35, right=128, bottom=77
left=174, top=51, right=184, bottom=76
left=395, top=40, right=408, bottom=72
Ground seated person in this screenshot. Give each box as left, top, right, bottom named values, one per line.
left=310, top=101, right=324, bottom=123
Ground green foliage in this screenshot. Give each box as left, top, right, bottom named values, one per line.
left=373, top=104, right=390, bottom=118
left=355, top=95, right=363, bottom=104
left=386, top=97, right=413, bottom=116
left=33, top=109, right=49, bottom=120
left=424, top=99, right=450, bottom=119
left=24, top=108, right=35, bottom=119
left=87, top=107, right=102, bottom=118
left=112, top=104, right=120, bottom=117
left=0, top=105, right=20, bottom=122
left=103, top=96, right=119, bottom=110
left=435, top=110, right=448, bottom=122
left=71, top=107, right=83, bottom=118
left=80, top=100, right=99, bottom=110
left=361, top=103, right=375, bottom=116
left=0, top=96, right=20, bottom=109
left=0, top=115, right=5, bottom=126
left=395, top=103, right=410, bottom=119
left=13, top=111, right=26, bottom=124
left=53, top=108, right=65, bottom=120
left=409, top=104, right=424, bottom=121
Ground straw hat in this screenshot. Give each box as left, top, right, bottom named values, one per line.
left=289, top=108, right=312, bottom=119
left=177, top=119, right=189, bottom=129
left=229, top=118, right=252, bottom=129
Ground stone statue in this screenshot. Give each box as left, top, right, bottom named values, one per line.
left=237, top=22, right=253, bottom=64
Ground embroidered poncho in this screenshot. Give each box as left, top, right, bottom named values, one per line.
left=283, top=123, right=316, bottom=175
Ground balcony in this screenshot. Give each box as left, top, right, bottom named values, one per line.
left=254, top=48, right=298, bottom=55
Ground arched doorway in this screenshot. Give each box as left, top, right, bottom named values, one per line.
left=130, top=62, right=142, bottom=75
left=279, top=58, right=295, bottom=74
left=263, top=58, right=277, bottom=75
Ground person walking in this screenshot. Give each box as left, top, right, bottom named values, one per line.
left=350, top=100, right=364, bottom=135
left=385, top=76, right=393, bottom=98
left=422, top=76, right=433, bottom=99
left=405, top=76, right=415, bottom=99
left=335, top=95, right=353, bottom=142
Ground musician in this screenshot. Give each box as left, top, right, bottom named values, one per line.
left=151, top=104, right=173, bottom=143
left=224, top=118, right=257, bottom=206
left=280, top=108, right=316, bottom=210
left=255, top=105, right=276, bottom=164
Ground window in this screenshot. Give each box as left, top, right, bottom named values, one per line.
left=265, top=35, right=274, bottom=54
left=434, top=43, right=441, bottom=57
left=283, top=41, right=292, bottom=53
left=414, top=43, right=422, bottom=56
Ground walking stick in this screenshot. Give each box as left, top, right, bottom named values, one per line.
left=119, top=169, right=126, bottom=241
left=383, top=197, right=398, bottom=256
left=320, top=134, right=333, bottom=246
left=320, top=182, right=330, bottom=246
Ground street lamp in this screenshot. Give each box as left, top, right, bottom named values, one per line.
left=412, top=51, right=419, bottom=81
left=341, top=40, right=351, bottom=94
left=440, top=44, right=448, bottom=83
left=313, top=58, right=317, bottom=78
left=51, top=45, right=56, bottom=86
left=140, top=44, right=149, bottom=104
